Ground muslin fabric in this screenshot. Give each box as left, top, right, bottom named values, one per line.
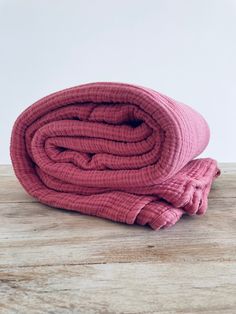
left=10, top=82, right=220, bottom=229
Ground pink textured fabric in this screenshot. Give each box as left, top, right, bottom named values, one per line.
left=10, top=82, right=220, bottom=230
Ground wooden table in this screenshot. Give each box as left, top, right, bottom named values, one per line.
left=0, top=164, right=236, bottom=313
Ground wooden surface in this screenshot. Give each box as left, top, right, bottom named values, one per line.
left=0, top=164, right=236, bottom=314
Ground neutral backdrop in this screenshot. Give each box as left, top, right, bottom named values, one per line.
left=1, top=0, right=235, bottom=163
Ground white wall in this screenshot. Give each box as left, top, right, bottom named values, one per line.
left=1, top=0, right=236, bottom=163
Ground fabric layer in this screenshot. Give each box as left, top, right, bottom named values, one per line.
left=10, top=82, right=220, bottom=229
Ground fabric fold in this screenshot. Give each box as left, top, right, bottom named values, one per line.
left=10, top=82, right=220, bottom=230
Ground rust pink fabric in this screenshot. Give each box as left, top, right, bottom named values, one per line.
left=10, top=82, right=220, bottom=230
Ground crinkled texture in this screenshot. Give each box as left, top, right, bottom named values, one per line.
left=10, top=82, right=220, bottom=230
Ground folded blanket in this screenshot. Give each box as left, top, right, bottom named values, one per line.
left=10, top=82, right=220, bottom=230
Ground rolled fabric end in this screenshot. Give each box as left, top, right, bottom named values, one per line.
left=10, top=82, right=220, bottom=229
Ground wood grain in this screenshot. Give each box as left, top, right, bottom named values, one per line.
left=0, top=164, right=236, bottom=314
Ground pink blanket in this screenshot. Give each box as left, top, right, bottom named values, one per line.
left=10, top=82, right=220, bottom=229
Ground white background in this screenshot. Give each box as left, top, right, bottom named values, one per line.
left=1, top=0, right=236, bottom=163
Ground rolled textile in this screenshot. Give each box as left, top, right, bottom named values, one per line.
left=10, top=82, right=220, bottom=230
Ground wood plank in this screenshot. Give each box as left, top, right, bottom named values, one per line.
left=0, top=262, right=235, bottom=313
left=210, top=172, right=236, bottom=198
left=0, top=176, right=35, bottom=203
left=1, top=164, right=236, bottom=313
left=0, top=165, right=14, bottom=176
left=0, top=197, right=235, bottom=268
left=218, top=162, right=236, bottom=173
